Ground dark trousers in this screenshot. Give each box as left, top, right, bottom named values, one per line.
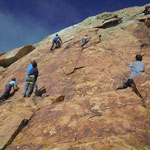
left=81, top=38, right=87, bottom=47
left=50, top=39, right=61, bottom=50
left=116, top=79, right=133, bottom=90
left=26, top=83, right=34, bottom=97
left=124, top=79, right=133, bottom=88
left=1, top=84, right=12, bottom=100
left=144, top=7, right=150, bottom=15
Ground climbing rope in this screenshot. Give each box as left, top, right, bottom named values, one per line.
left=103, top=44, right=147, bottom=105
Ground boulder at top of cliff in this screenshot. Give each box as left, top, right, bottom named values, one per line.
left=0, top=45, right=35, bottom=68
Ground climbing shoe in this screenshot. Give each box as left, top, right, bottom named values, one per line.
left=116, top=84, right=128, bottom=90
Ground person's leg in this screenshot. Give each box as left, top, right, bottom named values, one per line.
left=145, top=7, right=148, bottom=15
left=50, top=40, right=55, bottom=51
left=33, top=82, right=38, bottom=95
left=124, top=79, right=132, bottom=87
left=26, top=83, right=34, bottom=97
left=56, top=41, right=61, bottom=48
left=1, top=85, right=11, bottom=99
left=148, top=8, right=150, bottom=14
left=116, top=79, right=132, bottom=90
left=22, top=76, right=29, bottom=97
left=81, top=38, right=86, bottom=47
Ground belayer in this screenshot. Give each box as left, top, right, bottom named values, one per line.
left=25, top=61, right=39, bottom=97
left=22, top=60, right=38, bottom=97
left=50, top=34, right=62, bottom=51
left=0, top=78, right=19, bottom=100
left=116, top=54, right=145, bottom=90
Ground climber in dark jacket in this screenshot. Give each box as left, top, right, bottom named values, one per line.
left=144, top=5, right=150, bottom=15
left=26, top=61, right=39, bottom=97
left=22, top=60, right=38, bottom=97
left=116, top=54, right=145, bottom=90
left=50, top=34, right=62, bottom=51
left=0, top=78, right=18, bottom=100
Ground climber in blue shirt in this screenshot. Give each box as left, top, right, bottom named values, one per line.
left=22, top=60, right=38, bottom=97
left=0, top=78, right=19, bottom=100
left=27, top=63, right=33, bottom=75
left=50, top=34, right=62, bottom=51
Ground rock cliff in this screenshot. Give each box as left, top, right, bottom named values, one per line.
left=0, top=4, right=150, bottom=150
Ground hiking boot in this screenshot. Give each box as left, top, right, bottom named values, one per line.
left=116, top=84, right=128, bottom=90
left=23, top=95, right=26, bottom=98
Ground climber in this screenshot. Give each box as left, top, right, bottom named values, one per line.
left=144, top=5, right=150, bottom=15
left=81, top=35, right=88, bottom=49
left=22, top=60, right=38, bottom=97
left=116, top=54, right=145, bottom=90
left=50, top=34, right=62, bottom=51
left=26, top=61, right=39, bottom=97
left=0, top=78, right=19, bottom=100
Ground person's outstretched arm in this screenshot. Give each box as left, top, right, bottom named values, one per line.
left=128, top=62, right=134, bottom=71
left=13, top=84, right=19, bottom=91
left=59, top=37, right=62, bottom=43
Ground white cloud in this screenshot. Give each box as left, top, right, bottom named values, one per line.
left=0, top=11, right=49, bottom=52
left=0, top=0, right=82, bottom=52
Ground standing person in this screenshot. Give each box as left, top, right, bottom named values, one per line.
left=50, top=34, right=62, bottom=51
left=22, top=60, right=38, bottom=97
left=81, top=35, right=88, bottom=49
left=0, top=78, right=18, bottom=100
left=26, top=61, right=39, bottom=97
left=116, top=54, right=145, bottom=90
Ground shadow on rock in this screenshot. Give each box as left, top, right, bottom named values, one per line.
left=0, top=89, right=19, bottom=102
left=35, top=86, right=46, bottom=97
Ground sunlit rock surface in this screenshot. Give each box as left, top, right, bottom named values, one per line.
left=0, top=45, right=35, bottom=67
left=0, top=4, right=150, bottom=150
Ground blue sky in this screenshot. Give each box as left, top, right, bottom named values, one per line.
left=0, top=0, right=148, bottom=52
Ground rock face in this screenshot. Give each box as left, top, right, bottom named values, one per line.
left=0, top=98, right=35, bottom=150
left=0, top=45, right=35, bottom=67
left=0, top=4, right=150, bottom=150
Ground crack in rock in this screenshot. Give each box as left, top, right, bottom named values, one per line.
left=2, top=119, right=29, bottom=150
left=66, top=66, right=86, bottom=75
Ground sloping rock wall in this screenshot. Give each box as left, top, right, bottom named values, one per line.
left=0, top=4, right=150, bottom=150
